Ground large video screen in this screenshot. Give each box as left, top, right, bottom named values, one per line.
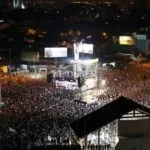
left=74, top=43, right=93, bottom=54
left=119, top=36, right=136, bottom=45
left=44, top=47, right=67, bottom=58
left=20, top=51, right=39, bottom=62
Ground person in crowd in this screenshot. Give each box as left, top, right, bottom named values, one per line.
left=0, top=63, right=150, bottom=149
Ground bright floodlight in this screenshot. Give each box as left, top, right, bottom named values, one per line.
left=70, top=58, right=99, bottom=64
left=22, top=3, right=25, bottom=9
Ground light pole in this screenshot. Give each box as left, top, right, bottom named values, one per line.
left=9, top=49, right=12, bottom=73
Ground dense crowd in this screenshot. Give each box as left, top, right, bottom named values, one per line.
left=0, top=63, right=150, bottom=149
left=0, top=73, right=102, bottom=149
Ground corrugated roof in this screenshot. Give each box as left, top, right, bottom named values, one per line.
left=71, top=96, right=150, bottom=138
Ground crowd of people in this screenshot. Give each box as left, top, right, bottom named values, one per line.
left=0, top=63, right=150, bottom=149
left=0, top=73, right=101, bottom=149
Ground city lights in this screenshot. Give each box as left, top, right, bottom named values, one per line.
left=0, top=0, right=150, bottom=149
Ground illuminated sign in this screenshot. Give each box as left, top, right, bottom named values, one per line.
left=134, top=34, right=147, bottom=40
left=44, top=47, right=67, bottom=58
left=119, top=36, right=136, bottom=45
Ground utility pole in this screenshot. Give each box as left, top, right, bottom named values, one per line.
left=9, top=49, right=12, bottom=73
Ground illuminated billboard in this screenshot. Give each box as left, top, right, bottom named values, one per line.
left=134, top=34, right=147, bottom=52
left=44, top=47, right=67, bottom=58
left=119, top=36, right=136, bottom=45
left=20, top=51, right=39, bottom=62
left=74, top=43, right=93, bottom=54
left=134, top=34, right=147, bottom=40
left=0, top=66, right=8, bottom=73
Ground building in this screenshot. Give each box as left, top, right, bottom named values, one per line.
left=71, top=96, right=150, bottom=150
left=134, top=34, right=150, bottom=54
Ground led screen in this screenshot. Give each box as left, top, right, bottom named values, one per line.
left=119, top=36, right=136, bottom=45
left=44, top=47, right=67, bottom=58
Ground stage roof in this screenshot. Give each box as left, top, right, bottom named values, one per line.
left=71, top=96, right=150, bottom=138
